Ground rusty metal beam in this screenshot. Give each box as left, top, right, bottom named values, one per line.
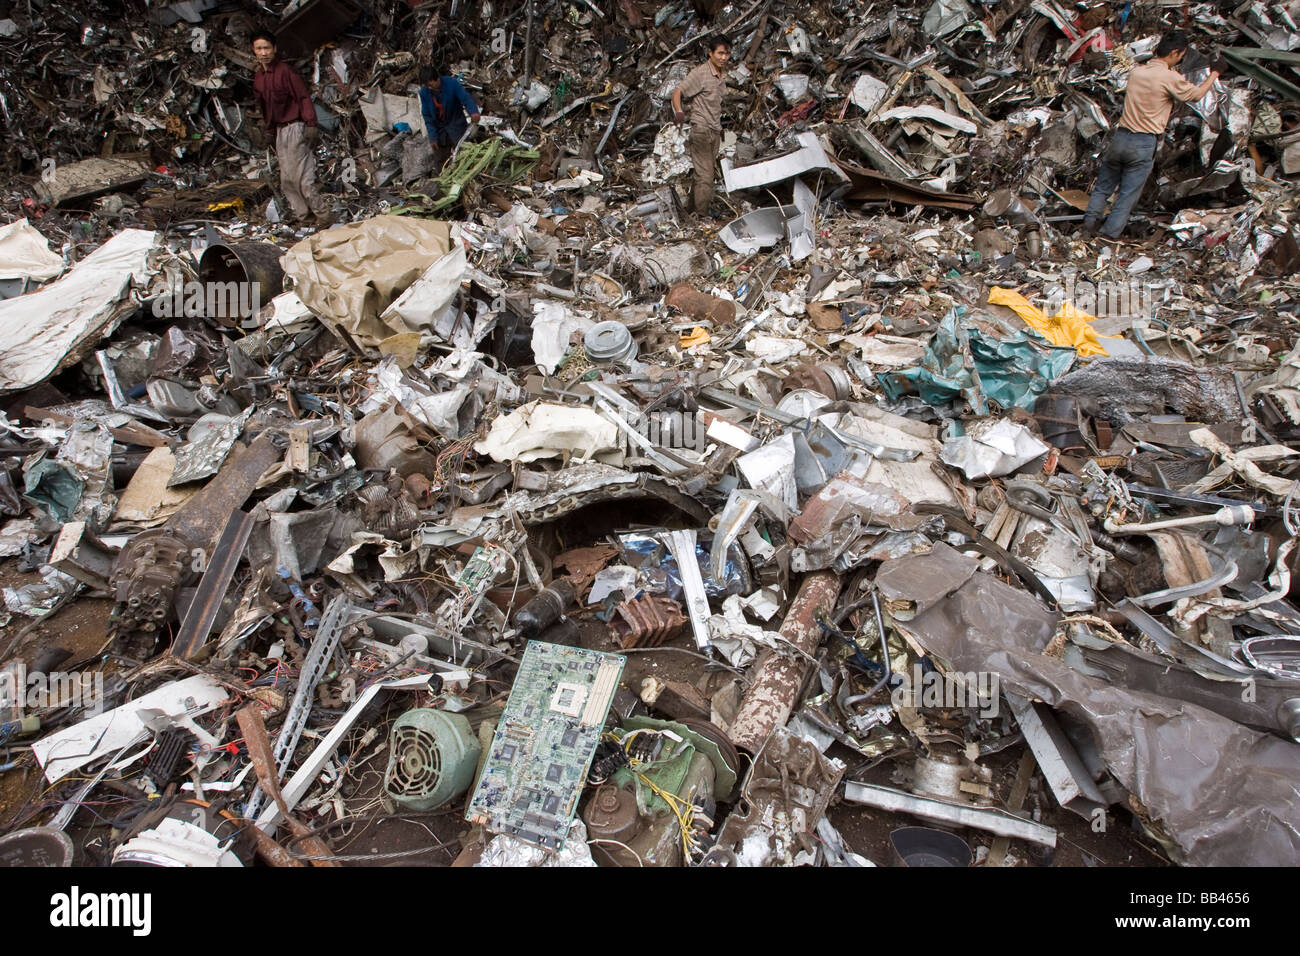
left=236, top=705, right=339, bottom=868
left=166, top=431, right=281, bottom=555
left=242, top=820, right=305, bottom=867
left=728, top=571, right=841, bottom=754
left=169, top=509, right=255, bottom=660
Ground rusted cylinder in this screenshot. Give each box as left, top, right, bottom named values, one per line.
left=666, top=283, right=737, bottom=325
left=197, top=241, right=285, bottom=325
left=728, top=570, right=841, bottom=754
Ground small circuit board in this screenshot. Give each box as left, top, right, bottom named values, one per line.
left=466, top=641, right=624, bottom=849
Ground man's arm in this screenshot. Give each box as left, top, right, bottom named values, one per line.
left=674, top=66, right=703, bottom=124
left=672, top=86, right=686, bottom=124
left=285, top=65, right=317, bottom=126
left=1171, top=69, right=1219, bottom=102
left=419, top=87, right=438, bottom=142
left=454, top=78, right=481, bottom=124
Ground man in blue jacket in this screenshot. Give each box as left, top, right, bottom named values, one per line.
left=418, top=66, right=481, bottom=171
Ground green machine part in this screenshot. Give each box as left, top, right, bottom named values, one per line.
left=384, top=708, right=482, bottom=811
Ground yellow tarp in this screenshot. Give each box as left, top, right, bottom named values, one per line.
left=679, top=327, right=710, bottom=348
left=987, top=287, right=1109, bottom=357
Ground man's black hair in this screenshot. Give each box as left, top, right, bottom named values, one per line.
left=251, top=30, right=276, bottom=47
left=419, top=66, right=440, bottom=84
left=704, top=34, right=731, bottom=52
left=1155, top=30, right=1189, bottom=59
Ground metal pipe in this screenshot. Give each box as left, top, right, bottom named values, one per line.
left=523, top=0, right=535, bottom=80
left=844, top=590, right=893, bottom=706
left=843, top=781, right=1057, bottom=847
left=1128, top=545, right=1238, bottom=609
left=729, top=571, right=841, bottom=753
left=1104, top=505, right=1254, bottom=535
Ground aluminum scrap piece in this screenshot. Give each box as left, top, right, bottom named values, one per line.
left=663, top=529, right=711, bottom=651
left=1004, top=692, right=1107, bottom=821
left=709, top=490, right=761, bottom=582
left=168, top=408, right=253, bottom=487
left=843, top=781, right=1058, bottom=847
left=243, top=594, right=352, bottom=822
left=698, top=387, right=918, bottom=462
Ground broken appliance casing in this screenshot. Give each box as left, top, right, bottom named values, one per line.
left=582, top=718, right=737, bottom=867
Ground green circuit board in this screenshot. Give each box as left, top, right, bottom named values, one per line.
left=466, top=641, right=625, bottom=850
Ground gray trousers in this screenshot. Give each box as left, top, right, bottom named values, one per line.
left=1084, top=128, right=1157, bottom=239
left=275, top=121, right=327, bottom=220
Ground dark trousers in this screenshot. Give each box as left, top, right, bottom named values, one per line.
left=687, top=127, right=721, bottom=214
left=1084, top=128, right=1157, bottom=239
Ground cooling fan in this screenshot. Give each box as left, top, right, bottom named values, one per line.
left=383, top=709, right=481, bottom=811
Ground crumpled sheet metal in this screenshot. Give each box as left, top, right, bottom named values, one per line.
left=168, top=409, right=252, bottom=487
left=280, top=216, right=453, bottom=349
left=0, top=229, right=157, bottom=393
left=877, top=307, right=1076, bottom=413
left=721, top=131, right=846, bottom=193
left=940, top=419, right=1049, bottom=479
left=476, top=819, right=597, bottom=867
left=0, top=219, right=64, bottom=282
left=788, top=470, right=924, bottom=543
left=640, top=124, right=692, bottom=184
left=875, top=546, right=1300, bottom=866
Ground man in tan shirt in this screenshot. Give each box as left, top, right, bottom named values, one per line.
left=672, top=35, right=731, bottom=217
left=1083, top=31, right=1218, bottom=239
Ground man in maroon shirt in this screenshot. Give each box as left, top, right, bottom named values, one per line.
left=252, top=31, right=331, bottom=225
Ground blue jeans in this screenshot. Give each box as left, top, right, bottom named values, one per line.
left=1083, top=128, right=1156, bottom=238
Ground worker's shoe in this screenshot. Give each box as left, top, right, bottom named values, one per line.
left=1079, top=219, right=1098, bottom=238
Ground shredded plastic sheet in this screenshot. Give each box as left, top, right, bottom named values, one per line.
left=988, top=286, right=1109, bottom=357
left=877, top=307, right=1077, bottom=412
left=0, top=219, right=64, bottom=281
left=0, top=228, right=157, bottom=393
left=474, top=401, right=620, bottom=464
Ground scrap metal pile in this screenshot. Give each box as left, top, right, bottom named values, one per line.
left=1, top=0, right=1299, bottom=869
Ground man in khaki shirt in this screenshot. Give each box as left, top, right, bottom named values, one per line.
left=672, top=35, right=731, bottom=217
left=1083, top=31, right=1218, bottom=239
